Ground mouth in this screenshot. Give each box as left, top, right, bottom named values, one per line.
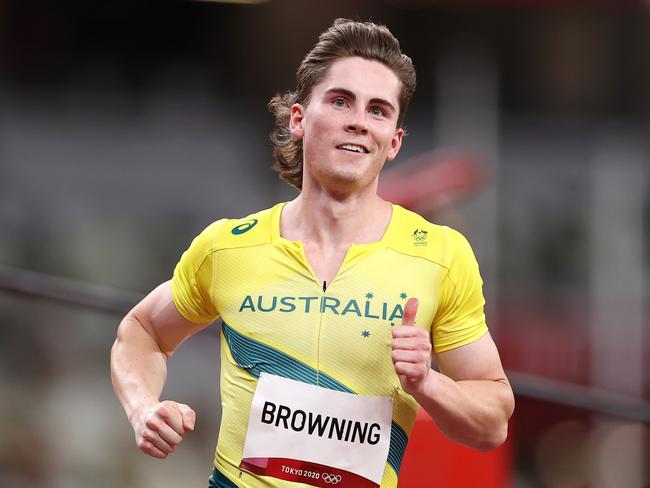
left=336, top=143, right=369, bottom=154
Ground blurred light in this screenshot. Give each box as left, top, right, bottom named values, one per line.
left=387, top=0, right=645, bottom=6
left=534, top=421, right=591, bottom=488
left=378, top=150, right=485, bottom=213
left=592, top=422, right=648, bottom=488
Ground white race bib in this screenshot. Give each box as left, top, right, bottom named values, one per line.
left=240, top=373, right=393, bottom=487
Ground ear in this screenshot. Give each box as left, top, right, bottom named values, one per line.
left=386, top=127, right=404, bottom=161
left=289, top=103, right=305, bottom=140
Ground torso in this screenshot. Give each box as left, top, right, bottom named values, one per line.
left=208, top=202, right=441, bottom=487
left=170, top=202, right=489, bottom=487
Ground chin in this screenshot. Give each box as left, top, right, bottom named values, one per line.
left=324, top=170, right=378, bottom=192
left=306, top=157, right=382, bottom=192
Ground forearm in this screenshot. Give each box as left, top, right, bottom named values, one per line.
left=111, top=314, right=168, bottom=423
left=411, top=370, right=514, bottom=451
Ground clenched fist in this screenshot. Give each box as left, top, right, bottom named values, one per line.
left=391, top=297, right=432, bottom=396
left=131, top=400, right=196, bottom=458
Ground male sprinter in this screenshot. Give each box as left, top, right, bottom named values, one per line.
left=111, top=19, right=514, bottom=488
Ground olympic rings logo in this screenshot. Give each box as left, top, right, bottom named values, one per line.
left=412, top=228, right=428, bottom=242
left=322, top=473, right=342, bottom=484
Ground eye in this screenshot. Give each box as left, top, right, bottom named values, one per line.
left=333, top=97, right=347, bottom=108
left=370, top=106, right=386, bottom=117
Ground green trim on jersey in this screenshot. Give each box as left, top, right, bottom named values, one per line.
left=171, top=202, right=488, bottom=487
left=223, top=322, right=409, bottom=474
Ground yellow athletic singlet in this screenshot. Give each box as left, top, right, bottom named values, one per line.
left=171, top=202, right=488, bottom=487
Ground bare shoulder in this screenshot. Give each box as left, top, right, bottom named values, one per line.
left=128, top=280, right=213, bottom=357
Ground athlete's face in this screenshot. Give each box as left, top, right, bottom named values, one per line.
left=290, top=56, right=404, bottom=193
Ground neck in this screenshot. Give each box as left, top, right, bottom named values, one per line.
left=281, top=184, right=391, bottom=247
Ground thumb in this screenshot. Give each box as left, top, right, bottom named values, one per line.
left=401, top=297, right=418, bottom=326
left=178, top=403, right=196, bottom=432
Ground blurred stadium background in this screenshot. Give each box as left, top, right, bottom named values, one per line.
left=0, top=0, right=648, bottom=486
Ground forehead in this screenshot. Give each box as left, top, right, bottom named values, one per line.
left=312, top=56, right=401, bottom=106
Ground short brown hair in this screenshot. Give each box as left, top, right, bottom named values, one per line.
left=268, top=18, right=416, bottom=190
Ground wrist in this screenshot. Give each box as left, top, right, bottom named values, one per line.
left=409, top=369, right=440, bottom=404
left=126, top=396, right=158, bottom=425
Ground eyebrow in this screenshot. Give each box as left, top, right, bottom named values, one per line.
left=324, top=87, right=397, bottom=114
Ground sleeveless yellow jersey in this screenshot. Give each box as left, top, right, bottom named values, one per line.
left=171, top=202, right=488, bottom=487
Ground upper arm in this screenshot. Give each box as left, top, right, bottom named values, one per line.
left=435, top=333, right=515, bottom=422
left=434, top=332, right=508, bottom=384
left=128, top=280, right=214, bottom=358
left=118, top=221, right=223, bottom=358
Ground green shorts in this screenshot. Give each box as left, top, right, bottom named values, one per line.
left=208, top=467, right=238, bottom=488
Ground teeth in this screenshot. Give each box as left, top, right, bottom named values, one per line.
left=338, top=144, right=366, bottom=153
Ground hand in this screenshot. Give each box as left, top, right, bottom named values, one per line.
left=131, top=400, right=196, bottom=458
left=391, top=298, right=432, bottom=396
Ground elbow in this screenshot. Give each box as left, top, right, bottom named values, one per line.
left=476, top=384, right=515, bottom=452
left=111, top=319, right=129, bottom=363
left=113, top=317, right=129, bottom=346
left=448, top=420, right=510, bottom=452
left=114, top=313, right=173, bottom=360
left=477, top=392, right=514, bottom=452
left=442, top=382, right=515, bottom=452
left=475, top=424, right=509, bottom=452
left=466, top=401, right=514, bottom=452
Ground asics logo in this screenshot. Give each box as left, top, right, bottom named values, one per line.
left=231, top=219, right=258, bottom=235
left=322, top=473, right=342, bottom=484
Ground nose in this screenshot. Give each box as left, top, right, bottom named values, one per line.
left=346, top=108, right=368, bottom=134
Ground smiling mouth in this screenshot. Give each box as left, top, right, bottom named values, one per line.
left=336, top=143, right=368, bottom=154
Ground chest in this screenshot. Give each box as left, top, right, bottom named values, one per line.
left=213, top=244, right=443, bottom=394
left=302, top=243, right=349, bottom=286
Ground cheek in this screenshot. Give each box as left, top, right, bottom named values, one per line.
left=378, top=129, right=398, bottom=150
left=306, top=125, right=340, bottom=156
left=312, top=114, right=337, bottom=133
left=303, top=115, right=332, bottom=142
